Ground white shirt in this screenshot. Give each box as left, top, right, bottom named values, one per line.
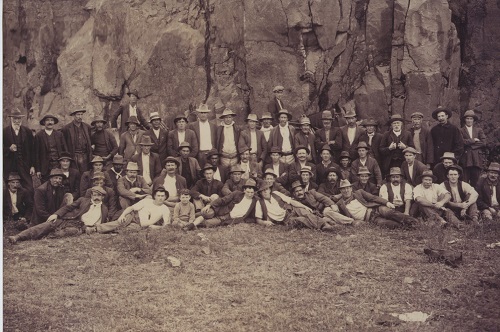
left=347, top=127, right=356, bottom=144
left=133, top=198, right=171, bottom=226
left=279, top=125, right=292, bottom=153
left=44, top=129, right=54, bottom=136
left=81, top=202, right=103, bottom=226
left=261, top=126, right=273, bottom=142
left=152, top=128, right=161, bottom=139
left=9, top=190, right=18, bottom=214
left=255, top=191, right=292, bottom=221
left=492, top=186, right=499, bottom=207
left=379, top=183, right=413, bottom=206
left=272, top=164, right=280, bottom=177
left=141, top=154, right=151, bottom=184
left=222, top=125, right=237, bottom=154
left=250, top=131, right=257, bottom=154
left=367, top=133, right=374, bottom=146
left=177, top=131, right=186, bottom=145
left=393, top=130, right=402, bottom=137
left=199, top=121, right=213, bottom=150
left=466, top=125, right=473, bottom=139
left=413, top=184, right=449, bottom=204
left=407, top=163, right=414, bottom=180
left=12, top=125, right=20, bottom=136
left=346, top=199, right=367, bottom=220
left=129, top=104, right=137, bottom=117
left=230, top=196, right=254, bottom=219
left=240, top=161, right=251, bottom=179
left=163, top=175, right=178, bottom=200
left=213, top=167, right=222, bottom=182
left=439, top=181, right=478, bottom=204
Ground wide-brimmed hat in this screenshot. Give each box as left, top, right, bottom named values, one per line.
left=90, top=186, right=106, bottom=195
left=277, top=109, right=292, bottom=121
left=299, top=116, right=311, bottom=126
left=220, top=109, right=236, bottom=118
left=403, top=147, right=420, bottom=155
left=206, top=149, right=221, bottom=159
left=362, top=118, right=378, bottom=126
left=462, top=110, right=478, bottom=121
left=299, top=166, right=314, bottom=175
left=263, top=168, right=277, bottom=177
left=432, top=107, right=452, bottom=120
left=39, top=114, right=59, bottom=125
left=246, top=114, right=259, bottom=122
left=48, top=168, right=66, bottom=179
left=344, top=110, right=356, bottom=118
left=356, top=142, right=369, bottom=150
left=446, top=164, right=463, bottom=175
left=320, top=144, right=332, bottom=153
left=258, top=182, right=272, bottom=192
left=239, top=145, right=251, bottom=154
left=127, top=89, right=140, bottom=98
left=70, top=109, right=86, bottom=116
left=487, top=162, right=500, bottom=173
left=242, top=178, right=258, bottom=189
left=229, top=165, right=244, bottom=174
left=125, top=162, right=140, bottom=171
left=125, top=116, right=140, bottom=125
left=273, top=85, right=285, bottom=93
left=201, top=164, right=217, bottom=174
left=58, top=152, right=74, bottom=161
left=91, top=116, right=107, bottom=126
left=90, top=156, right=105, bottom=164
left=7, top=173, right=21, bottom=182
left=294, top=145, right=310, bottom=155
left=149, top=112, right=161, bottom=122
left=269, top=146, right=283, bottom=155
left=388, top=167, right=402, bottom=177
left=440, top=152, right=457, bottom=163
left=339, top=151, right=351, bottom=160
left=177, top=141, right=192, bottom=151
left=339, top=179, right=353, bottom=189
left=325, top=166, right=341, bottom=179
left=410, top=112, right=424, bottom=119
left=112, top=154, right=126, bottom=164
left=196, top=104, right=211, bottom=113
left=388, top=114, right=405, bottom=124
left=260, top=112, right=274, bottom=121
left=7, top=108, right=25, bottom=118
left=91, top=171, right=106, bottom=180
left=174, top=114, right=188, bottom=124
left=357, top=166, right=371, bottom=175
left=321, top=110, right=334, bottom=120
left=418, top=170, right=437, bottom=182
left=138, top=135, right=155, bottom=146
left=164, top=156, right=180, bottom=167
left=290, top=180, right=305, bottom=191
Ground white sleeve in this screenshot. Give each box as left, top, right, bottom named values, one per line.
left=255, top=201, right=263, bottom=219
left=404, top=184, right=413, bottom=201
left=162, top=206, right=171, bottom=225
left=273, top=191, right=292, bottom=204
left=379, top=185, right=389, bottom=200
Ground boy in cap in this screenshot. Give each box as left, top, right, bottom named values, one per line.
left=118, top=116, right=145, bottom=162
left=173, top=189, right=196, bottom=228
left=34, top=114, right=68, bottom=181
left=167, top=113, right=199, bottom=158
left=90, top=116, right=118, bottom=167
left=475, top=162, right=500, bottom=221
left=408, top=112, right=434, bottom=166
left=145, top=112, right=168, bottom=165
left=379, top=167, right=414, bottom=215
left=3, top=173, right=33, bottom=229
left=117, top=162, right=152, bottom=209
left=110, top=89, right=150, bottom=133
left=61, top=109, right=92, bottom=173
left=430, top=107, right=464, bottom=163
left=460, top=110, right=486, bottom=187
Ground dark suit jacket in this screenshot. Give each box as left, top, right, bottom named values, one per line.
left=350, top=157, right=383, bottom=186
left=152, top=173, right=188, bottom=196
left=167, top=129, right=198, bottom=158
left=268, top=125, right=296, bottom=154
left=340, top=125, right=366, bottom=159
left=188, top=120, right=217, bottom=153
left=62, top=168, right=81, bottom=199
left=409, top=126, right=434, bottom=165
left=460, top=125, right=486, bottom=168
left=296, top=190, right=335, bottom=212
left=61, top=121, right=92, bottom=162
left=401, top=160, right=428, bottom=187
left=352, top=181, right=379, bottom=196
left=119, top=130, right=145, bottom=161
left=238, top=129, right=268, bottom=162
left=476, top=177, right=500, bottom=210
left=431, top=123, right=464, bottom=162
left=337, top=189, right=388, bottom=219
left=34, top=129, right=68, bottom=176
left=91, top=129, right=118, bottom=159
left=106, top=168, right=125, bottom=192
left=175, top=157, right=201, bottom=186
left=3, top=125, right=34, bottom=175
left=294, top=131, right=317, bottom=162
left=54, top=197, right=109, bottom=223
left=314, top=127, right=343, bottom=160
left=267, top=97, right=285, bottom=122
left=221, top=178, right=245, bottom=196
left=79, top=170, right=113, bottom=198
left=379, top=130, right=414, bottom=173
left=315, top=161, right=340, bottom=185
left=84, top=186, right=117, bottom=219
left=211, top=190, right=258, bottom=217
left=289, top=161, right=317, bottom=184
left=216, top=125, right=241, bottom=156
left=32, top=182, right=66, bottom=224
left=264, top=162, right=290, bottom=186
left=191, top=179, right=224, bottom=198
left=213, top=165, right=229, bottom=184
left=110, top=104, right=150, bottom=133
left=358, top=132, right=383, bottom=165
left=144, top=128, right=169, bottom=164
left=131, top=152, right=162, bottom=180
left=3, top=187, right=33, bottom=220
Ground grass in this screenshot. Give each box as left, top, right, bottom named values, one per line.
left=3, top=220, right=500, bottom=331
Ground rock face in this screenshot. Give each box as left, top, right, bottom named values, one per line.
left=2, top=0, right=499, bottom=133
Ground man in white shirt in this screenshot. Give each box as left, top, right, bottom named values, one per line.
left=268, top=109, right=296, bottom=164
left=216, top=109, right=240, bottom=167
left=130, top=135, right=161, bottom=186
left=413, top=170, right=461, bottom=228
left=379, top=167, right=414, bottom=215
left=188, top=104, right=217, bottom=167
left=152, top=156, right=188, bottom=212
left=260, top=112, right=274, bottom=143
left=88, top=186, right=171, bottom=234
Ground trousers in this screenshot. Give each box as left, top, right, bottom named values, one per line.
left=16, top=218, right=83, bottom=241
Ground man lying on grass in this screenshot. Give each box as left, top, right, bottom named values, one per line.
left=85, top=186, right=170, bottom=234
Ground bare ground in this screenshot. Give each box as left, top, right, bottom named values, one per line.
left=3, top=220, right=500, bottom=332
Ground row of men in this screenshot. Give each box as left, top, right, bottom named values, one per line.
left=7, top=156, right=500, bottom=244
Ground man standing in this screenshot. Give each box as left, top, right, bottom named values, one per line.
left=400, top=147, right=428, bottom=187
left=110, top=89, right=150, bottom=133
left=358, top=118, right=383, bottom=166
left=188, top=104, right=217, bottom=168
left=3, top=108, right=35, bottom=190
left=475, top=162, right=500, bottom=221
left=268, top=109, right=296, bottom=164
left=145, top=112, right=168, bottom=165
left=441, top=165, right=479, bottom=224
left=289, top=146, right=317, bottom=184
left=175, top=141, right=201, bottom=189
left=168, top=113, right=199, bottom=158
left=379, top=114, right=413, bottom=175
left=260, top=112, right=274, bottom=143
left=152, top=156, right=187, bottom=211
left=31, top=169, right=67, bottom=225
left=294, top=116, right=316, bottom=162
left=239, top=113, right=267, bottom=166
left=237, top=145, right=262, bottom=181
left=216, top=109, right=240, bottom=167
left=117, top=162, right=152, bottom=209
left=267, top=85, right=286, bottom=123
left=118, top=116, right=145, bottom=162
left=9, top=186, right=108, bottom=243
left=131, top=135, right=162, bottom=186
left=430, top=107, right=464, bottom=164
left=379, top=167, right=414, bottom=215
left=408, top=112, right=433, bottom=166
left=90, top=116, right=118, bottom=167
left=350, top=142, right=383, bottom=188
left=460, top=110, right=486, bottom=187
left=61, top=109, right=92, bottom=173
left=3, top=173, right=33, bottom=229
left=340, top=110, right=365, bottom=160
left=314, top=110, right=343, bottom=163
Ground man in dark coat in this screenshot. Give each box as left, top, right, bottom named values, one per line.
left=268, top=109, right=296, bottom=164
left=31, top=169, right=67, bottom=225
left=216, top=109, right=240, bottom=167
left=430, top=107, right=464, bottom=164
left=475, top=162, right=500, bottom=221
left=3, top=173, right=33, bottom=229
left=130, top=135, right=162, bottom=186
left=205, top=149, right=229, bottom=184
left=408, top=112, right=434, bottom=166
left=9, top=186, right=108, bottom=244
left=188, top=104, right=217, bottom=168
left=61, top=109, right=92, bottom=173
left=84, top=171, right=119, bottom=220
left=340, top=110, right=365, bottom=160
left=358, top=118, right=383, bottom=167
left=34, top=115, right=68, bottom=182
left=221, top=165, right=246, bottom=196
left=110, top=89, right=150, bottom=133
left=460, top=110, right=487, bottom=187
left=400, top=147, right=428, bottom=187
left=145, top=112, right=168, bottom=166
left=379, top=114, right=414, bottom=176
left=90, top=116, right=118, bottom=168
left=3, top=108, right=35, bottom=190
left=314, top=110, right=343, bottom=163
left=58, top=152, right=81, bottom=204
left=106, top=154, right=126, bottom=193
left=267, top=85, right=286, bottom=124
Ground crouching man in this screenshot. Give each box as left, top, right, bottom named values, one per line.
left=8, top=186, right=107, bottom=244
left=336, top=180, right=417, bottom=228
left=86, top=186, right=171, bottom=234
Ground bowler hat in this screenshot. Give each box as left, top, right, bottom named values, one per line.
left=138, top=135, right=155, bottom=146
left=294, top=145, right=310, bottom=155
left=127, top=89, right=140, bottom=98
left=356, top=142, right=369, bottom=150
left=242, top=178, right=257, bottom=189
left=403, top=147, right=420, bottom=155
left=92, top=171, right=106, bottom=180
left=112, top=154, right=126, bottom=164
left=269, top=146, right=283, bottom=155
left=362, top=118, right=378, bottom=126
left=299, top=166, right=314, bottom=175
left=245, top=114, right=259, bottom=122
left=339, top=179, right=353, bottom=189
left=201, top=163, right=217, bottom=174
left=487, top=162, right=500, bottom=173
left=418, top=170, right=437, bottom=182
left=125, top=116, right=140, bottom=125
left=7, top=108, right=25, bottom=117
left=149, top=112, right=161, bottom=122
left=462, top=110, right=479, bottom=121
left=258, top=182, right=272, bottom=192
left=273, top=85, right=285, bottom=92
left=260, top=112, right=274, bottom=121
left=339, top=151, right=351, bottom=160
left=321, top=110, right=334, bottom=120
left=325, top=166, right=341, bottom=179
left=48, top=168, right=66, bottom=179
left=320, top=144, right=331, bottom=153
left=177, top=141, right=192, bottom=151
left=277, top=109, right=292, bottom=121
left=7, top=173, right=21, bottom=182
left=220, top=109, right=236, bottom=118
left=432, top=107, right=452, bottom=120
left=229, top=165, right=244, bottom=174
left=174, top=114, right=188, bottom=124
left=125, top=162, right=140, bottom=171
left=39, top=114, right=59, bottom=125
left=440, top=152, right=457, bottom=163
left=58, top=152, right=74, bottom=161
left=196, top=104, right=211, bottom=113
left=90, top=186, right=106, bottom=195
left=70, top=109, right=86, bottom=116
left=388, top=114, right=405, bottom=124
left=90, top=156, right=105, bottom=164
left=263, top=168, right=277, bottom=177
left=91, top=116, right=107, bottom=126
left=357, top=166, right=371, bottom=175
left=388, top=167, right=402, bottom=177
left=344, top=110, right=356, bottom=118
left=446, top=164, right=463, bottom=175
left=299, top=116, right=311, bottom=126
left=164, top=156, right=180, bottom=167
left=410, top=112, right=424, bottom=119
left=290, top=180, right=305, bottom=191
left=206, top=149, right=221, bottom=159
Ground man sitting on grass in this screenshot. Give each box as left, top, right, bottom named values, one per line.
left=85, top=186, right=171, bottom=234
left=379, top=167, right=414, bottom=215
left=441, top=165, right=479, bottom=225
left=474, top=162, right=500, bottom=221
